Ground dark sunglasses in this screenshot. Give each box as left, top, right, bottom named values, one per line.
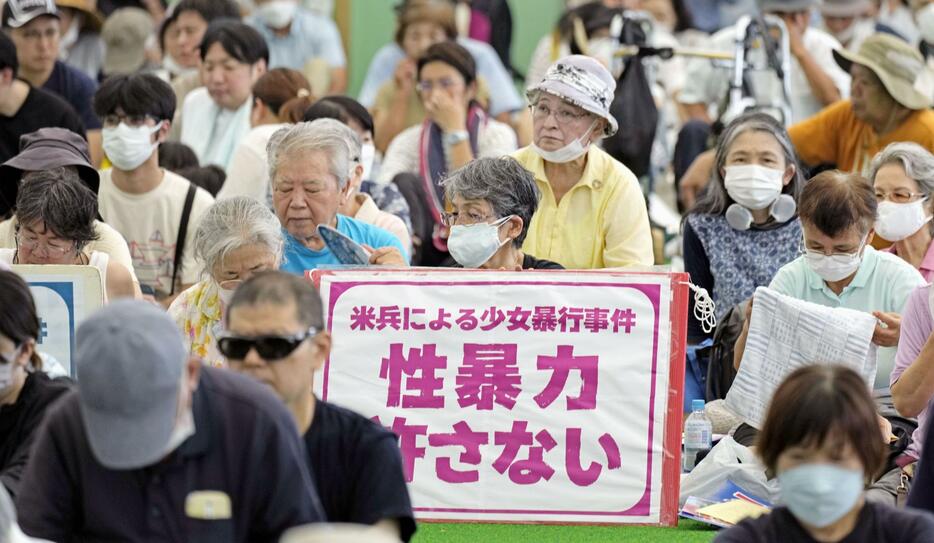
left=217, top=327, right=318, bottom=361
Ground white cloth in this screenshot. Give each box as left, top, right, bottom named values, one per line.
left=679, top=25, right=851, bottom=124
left=0, top=248, right=109, bottom=300
left=179, top=88, right=253, bottom=169
left=824, top=18, right=876, bottom=54
left=376, top=119, right=518, bottom=184
left=98, top=169, right=214, bottom=297
left=218, top=123, right=288, bottom=204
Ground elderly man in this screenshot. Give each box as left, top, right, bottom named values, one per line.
left=680, top=33, right=934, bottom=208
left=15, top=300, right=325, bottom=540
left=221, top=271, right=416, bottom=541
left=269, top=119, right=408, bottom=273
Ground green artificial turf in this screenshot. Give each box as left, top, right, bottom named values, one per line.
left=413, top=519, right=718, bottom=542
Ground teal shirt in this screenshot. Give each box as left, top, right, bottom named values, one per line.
left=280, top=215, right=407, bottom=275
left=769, top=246, right=926, bottom=389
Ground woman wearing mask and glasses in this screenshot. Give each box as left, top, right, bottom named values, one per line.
left=682, top=112, right=805, bottom=343
left=0, top=270, right=73, bottom=499
left=733, top=171, right=924, bottom=393
left=442, top=157, right=563, bottom=270
left=714, top=365, right=934, bottom=542
left=168, top=197, right=283, bottom=368
left=512, top=55, right=652, bottom=271
left=869, top=142, right=934, bottom=281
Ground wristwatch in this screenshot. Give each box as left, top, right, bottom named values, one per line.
left=442, top=130, right=469, bottom=147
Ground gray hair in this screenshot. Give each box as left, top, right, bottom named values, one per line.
left=192, top=197, right=284, bottom=278
left=443, top=157, right=541, bottom=247
left=266, top=119, right=355, bottom=191
left=868, top=142, right=934, bottom=196
left=17, top=167, right=100, bottom=250
left=691, top=112, right=805, bottom=216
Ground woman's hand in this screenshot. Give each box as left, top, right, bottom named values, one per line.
left=365, top=245, right=408, bottom=267
left=425, top=91, right=467, bottom=134
left=872, top=311, right=902, bottom=348
left=394, top=58, right=417, bottom=92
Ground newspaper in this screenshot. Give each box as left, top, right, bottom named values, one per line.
left=725, top=287, right=878, bottom=428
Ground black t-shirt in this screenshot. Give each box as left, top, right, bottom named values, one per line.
left=713, top=503, right=934, bottom=543
left=0, top=371, right=72, bottom=497
left=305, top=399, right=416, bottom=542
left=0, top=84, right=85, bottom=161
left=522, top=254, right=564, bottom=269
left=42, top=61, right=101, bottom=130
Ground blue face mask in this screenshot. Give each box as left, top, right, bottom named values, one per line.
left=778, top=463, right=864, bottom=528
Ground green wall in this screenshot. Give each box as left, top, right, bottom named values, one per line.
left=346, top=0, right=566, bottom=98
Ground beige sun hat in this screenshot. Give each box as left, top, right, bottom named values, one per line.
left=833, top=33, right=932, bottom=110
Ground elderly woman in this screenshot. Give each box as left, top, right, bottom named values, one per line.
left=0, top=169, right=136, bottom=302
left=168, top=197, right=283, bottom=368
left=514, top=55, right=652, bottom=270
left=378, top=40, right=517, bottom=266
left=270, top=119, right=408, bottom=273
left=714, top=365, right=934, bottom=542
left=683, top=113, right=805, bottom=342
left=869, top=142, right=934, bottom=281
left=443, top=157, right=563, bottom=270
left=733, top=171, right=925, bottom=392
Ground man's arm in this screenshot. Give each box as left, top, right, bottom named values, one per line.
left=787, top=16, right=841, bottom=106
left=348, top=434, right=416, bottom=542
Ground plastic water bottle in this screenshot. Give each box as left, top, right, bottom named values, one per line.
left=683, top=399, right=712, bottom=472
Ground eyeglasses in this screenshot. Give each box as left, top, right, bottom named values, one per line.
left=530, top=102, right=590, bottom=123
left=441, top=211, right=497, bottom=227
left=217, top=327, right=318, bottom=361
left=416, top=78, right=461, bottom=94
left=874, top=190, right=927, bottom=204
left=15, top=230, right=76, bottom=258
left=798, top=237, right=864, bottom=259
left=101, top=113, right=158, bottom=129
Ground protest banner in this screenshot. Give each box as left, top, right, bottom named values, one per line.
left=312, top=269, right=688, bottom=525
left=13, top=265, right=104, bottom=377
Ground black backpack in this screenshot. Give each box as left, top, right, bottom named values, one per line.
left=602, top=17, right=658, bottom=179
left=705, top=301, right=748, bottom=401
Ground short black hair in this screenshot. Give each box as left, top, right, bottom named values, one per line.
left=16, top=168, right=99, bottom=249
left=177, top=165, right=225, bottom=197
left=0, top=270, right=42, bottom=369
left=303, top=95, right=374, bottom=135
left=93, top=73, right=176, bottom=122
left=200, top=20, right=268, bottom=65
left=417, top=40, right=476, bottom=86
left=159, top=141, right=199, bottom=171
left=174, top=0, right=240, bottom=25
left=0, top=32, right=16, bottom=76
left=226, top=271, right=324, bottom=329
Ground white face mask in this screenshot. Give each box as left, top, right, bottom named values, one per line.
left=162, top=404, right=195, bottom=455
left=359, top=142, right=375, bottom=181
left=447, top=216, right=512, bottom=268
left=919, top=3, right=934, bottom=44
left=804, top=239, right=866, bottom=282
left=531, top=120, right=597, bottom=164
left=258, top=0, right=298, bottom=29
left=102, top=122, right=162, bottom=171
left=59, top=12, right=82, bottom=54
left=827, top=20, right=856, bottom=45
left=875, top=198, right=932, bottom=241
left=723, top=164, right=785, bottom=210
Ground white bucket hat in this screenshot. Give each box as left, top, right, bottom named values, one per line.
left=526, top=55, right=619, bottom=137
